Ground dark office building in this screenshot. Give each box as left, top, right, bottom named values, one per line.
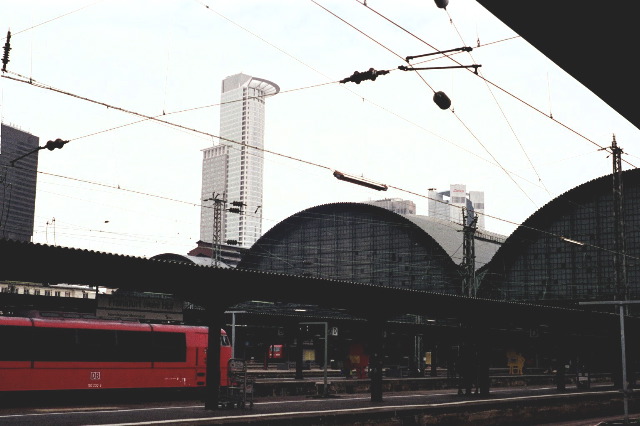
left=238, top=202, right=504, bottom=294
left=0, top=124, right=39, bottom=242
left=480, top=169, right=640, bottom=304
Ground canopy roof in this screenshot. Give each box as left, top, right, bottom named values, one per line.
left=477, top=1, right=639, bottom=130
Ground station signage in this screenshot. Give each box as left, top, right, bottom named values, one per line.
left=96, top=294, right=183, bottom=321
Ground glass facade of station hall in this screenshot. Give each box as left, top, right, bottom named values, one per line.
left=239, top=203, right=503, bottom=295
left=480, top=169, right=640, bottom=304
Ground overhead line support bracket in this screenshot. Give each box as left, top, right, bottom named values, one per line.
left=399, top=64, right=481, bottom=75
left=405, top=46, right=473, bottom=62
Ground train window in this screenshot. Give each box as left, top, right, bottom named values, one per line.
left=152, top=332, right=186, bottom=362
left=0, top=325, right=31, bottom=360
left=34, top=327, right=77, bottom=361
left=77, top=329, right=117, bottom=361
left=221, top=335, right=230, bottom=347
left=116, top=330, right=152, bottom=362
left=20, top=327, right=188, bottom=363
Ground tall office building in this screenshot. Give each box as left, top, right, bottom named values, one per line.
left=428, top=184, right=485, bottom=229
left=0, top=123, right=39, bottom=242
left=364, top=198, right=416, bottom=215
left=200, top=73, right=279, bottom=249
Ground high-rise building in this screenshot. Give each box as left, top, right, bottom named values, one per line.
left=0, top=123, right=39, bottom=242
left=364, top=198, right=416, bottom=215
left=428, top=184, right=485, bottom=229
left=200, top=73, right=279, bottom=249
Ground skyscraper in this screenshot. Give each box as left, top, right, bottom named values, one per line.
left=428, top=184, right=485, bottom=229
left=364, top=198, right=416, bottom=215
left=0, top=123, right=39, bottom=242
left=200, top=73, right=279, bottom=249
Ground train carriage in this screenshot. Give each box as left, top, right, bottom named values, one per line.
left=0, top=314, right=231, bottom=392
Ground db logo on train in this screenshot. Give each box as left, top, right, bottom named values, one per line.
left=88, top=371, right=102, bottom=388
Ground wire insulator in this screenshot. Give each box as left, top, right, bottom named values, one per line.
left=433, top=91, right=451, bottom=110
left=340, top=68, right=389, bottom=84
left=2, top=30, right=11, bottom=72
left=434, top=0, right=449, bottom=9
left=44, top=138, right=69, bottom=150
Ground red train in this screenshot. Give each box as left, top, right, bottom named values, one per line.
left=0, top=313, right=232, bottom=392
left=268, top=344, right=284, bottom=359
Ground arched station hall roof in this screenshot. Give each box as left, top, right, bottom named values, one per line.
left=402, top=214, right=505, bottom=269
left=480, top=168, right=640, bottom=304
left=238, top=202, right=504, bottom=295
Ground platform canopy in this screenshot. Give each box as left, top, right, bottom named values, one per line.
left=477, top=1, right=640, bottom=131
left=0, top=238, right=633, bottom=336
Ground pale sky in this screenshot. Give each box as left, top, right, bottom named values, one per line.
left=1, top=0, right=638, bottom=258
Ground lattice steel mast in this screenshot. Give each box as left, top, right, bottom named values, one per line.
left=461, top=208, right=478, bottom=297
left=204, top=192, right=227, bottom=266
left=610, top=135, right=628, bottom=302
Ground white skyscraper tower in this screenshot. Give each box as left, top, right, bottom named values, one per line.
left=428, top=184, right=485, bottom=229
left=200, top=73, right=279, bottom=249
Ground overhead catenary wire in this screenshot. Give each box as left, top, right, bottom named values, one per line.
left=354, top=1, right=640, bottom=252
left=355, top=0, right=637, bottom=170
left=195, top=0, right=333, bottom=83
left=8, top=156, right=640, bottom=268
left=310, top=0, right=404, bottom=63
left=312, top=0, right=535, bottom=205
left=367, top=0, right=612, bottom=187
left=311, top=0, right=438, bottom=94
left=2, top=152, right=500, bottom=254
left=384, top=180, right=640, bottom=261
left=68, top=80, right=335, bottom=142
left=0, top=1, right=603, bottom=190
left=32, top=159, right=498, bottom=243
left=1, top=72, right=334, bottom=174
left=194, top=0, right=545, bottom=192
left=2, top=10, right=632, bottom=264
left=1, top=1, right=103, bottom=41
left=6, top=71, right=635, bottom=268
left=7, top=193, right=493, bottom=275
left=411, top=10, right=640, bottom=242
left=450, top=110, right=536, bottom=206
left=1, top=74, right=532, bottom=240
left=350, top=4, right=640, bottom=246
left=1, top=68, right=543, bottom=214
left=4, top=70, right=635, bottom=263
left=444, top=7, right=550, bottom=196
left=26, top=151, right=640, bottom=272
left=0, top=5, right=636, bottom=282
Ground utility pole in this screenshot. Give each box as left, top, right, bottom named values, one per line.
left=460, top=208, right=478, bottom=297
left=609, top=135, right=628, bottom=303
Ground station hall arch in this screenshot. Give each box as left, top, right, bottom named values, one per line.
left=481, top=169, right=640, bottom=305
left=238, top=202, right=504, bottom=294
